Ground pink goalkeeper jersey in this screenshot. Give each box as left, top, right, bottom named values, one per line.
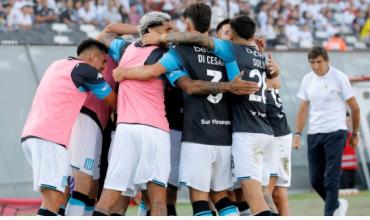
left=117, top=43, right=169, bottom=132
left=83, top=55, right=116, bottom=129
left=22, top=59, right=87, bottom=147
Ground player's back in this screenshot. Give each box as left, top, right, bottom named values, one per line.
left=173, top=44, right=232, bottom=146
left=231, top=44, right=273, bottom=135
left=22, top=58, right=86, bottom=146
left=117, top=42, right=169, bottom=132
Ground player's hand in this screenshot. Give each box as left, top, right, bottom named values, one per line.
left=142, top=32, right=162, bottom=46
left=292, top=135, right=301, bottom=149
left=255, top=36, right=266, bottom=53
left=229, top=71, right=259, bottom=95
left=112, top=67, right=126, bottom=82
left=350, top=135, right=359, bottom=149
left=266, top=53, right=280, bottom=77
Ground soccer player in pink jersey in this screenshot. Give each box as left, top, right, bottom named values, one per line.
left=21, top=39, right=117, bottom=216
left=92, top=12, right=174, bottom=216
left=65, top=24, right=138, bottom=216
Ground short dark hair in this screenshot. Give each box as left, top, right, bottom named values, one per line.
left=307, top=46, right=329, bottom=61
left=230, top=16, right=256, bottom=40
left=216, top=18, right=230, bottom=33
left=183, top=3, right=211, bottom=33
left=77, top=38, right=108, bottom=56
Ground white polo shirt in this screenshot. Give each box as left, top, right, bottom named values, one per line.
left=297, top=66, right=354, bottom=134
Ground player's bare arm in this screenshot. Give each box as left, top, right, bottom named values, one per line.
left=112, top=62, right=166, bottom=82
left=102, top=23, right=138, bottom=36
left=97, top=23, right=138, bottom=47
left=346, top=97, right=360, bottom=148
left=293, top=100, right=309, bottom=149
left=176, top=73, right=259, bottom=96
left=142, top=31, right=215, bottom=50
left=102, top=92, right=117, bottom=110
left=266, top=76, right=281, bottom=89
left=266, top=53, right=280, bottom=78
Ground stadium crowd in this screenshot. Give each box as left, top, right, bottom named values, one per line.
left=1, top=0, right=370, bottom=48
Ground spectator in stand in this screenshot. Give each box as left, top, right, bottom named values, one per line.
left=95, top=0, right=107, bottom=26
left=360, top=4, right=370, bottom=46
left=211, top=0, right=225, bottom=29
left=128, top=4, right=140, bottom=25
left=16, top=4, right=33, bottom=30
left=298, top=23, right=313, bottom=48
left=261, top=16, right=278, bottom=47
left=59, top=0, right=79, bottom=25
left=285, top=16, right=300, bottom=47
left=0, top=3, right=8, bottom=32
left=78, top=0, right=99, bottom=26
left=34, top=0, right=58, bottom=25
left=257, top=1, right=269, bottom=30
left=102, top=0, right=121, bottom=26
left=118, top=3, right=129, bottom=23
left=324, top=33, right=348, bottom=51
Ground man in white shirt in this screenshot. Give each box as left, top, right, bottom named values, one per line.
left=293, top=46, right=360, bottom=216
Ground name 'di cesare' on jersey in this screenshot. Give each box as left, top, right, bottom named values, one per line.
left=231, top=44, right=273, bottom=135
left=265, top=88, right=291, bottom=137
left=174, top=44, right=232, bottom=146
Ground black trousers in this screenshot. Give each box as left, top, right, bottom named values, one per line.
left=307, top=130, right=347, bottom=216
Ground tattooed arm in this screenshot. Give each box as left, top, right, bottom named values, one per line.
left=176, top=73, right=259, bottom=96
left=142, top=31, right=216, bottom=50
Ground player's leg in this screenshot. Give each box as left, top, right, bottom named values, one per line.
left=232, top=132, right=271, bottom=216
left=93, top=124, right=134, bottom=215
left=166, top=129, right=182, bottom=216
left=323, top=130, right=347, bottom=216
left=66, top=114, right=102, bottom=215
left=273, top=134, right=292, bottom=216
left=139, top=125, right=171, bottom=216
left=166, top=184, right=178, bottom=215
left=179, top=142, right=213, bottom=216
left=262, top=136, right=279, bottom=215
left=307, top=134, right=326, bottom=201
left=110, top=195, right=130, bottom=216
left=22, top=138, right=69, bottom=215
left=147, top=182, right=167, bottom=215
left=234, top=187, right=250, bottom=215
left=273, top=186, right=289, bottom=215
left=209, top=146, right=238, bottom=216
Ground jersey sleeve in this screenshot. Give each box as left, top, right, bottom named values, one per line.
left=165, top=69, right=189, bottom=87
left=212, top=38, right=240, bottom=80
left=296, top=75, right=309, bottom=101
left=159, top=48, right=183, bottom=73
left=212, top=38, right=235, bottom=63
left=339, top=73, right=354, bottom=100
left=71, top=63, right=112, bottom=100
left=144, top=47, right=167, bottom=65
left=108, top=38, right=127, bottom=63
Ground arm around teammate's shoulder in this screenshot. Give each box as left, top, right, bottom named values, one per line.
left=175, top=72, right=259, bottom=96
left=112, top=62, right=167, bottom=82
left=142, top=31, right=215, bottom=50
left=102, top=23, right=138, bottom=35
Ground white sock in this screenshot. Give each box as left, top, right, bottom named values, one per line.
left=65, top=197, right=86, bottom=216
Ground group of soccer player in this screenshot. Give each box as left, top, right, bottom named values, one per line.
left=21, top=2, right=293, bottom=216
